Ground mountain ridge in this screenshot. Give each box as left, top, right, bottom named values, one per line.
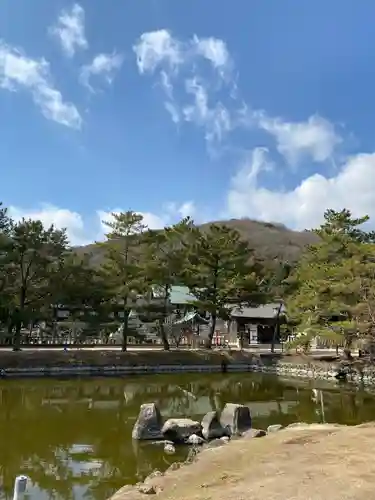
left=74, top=218, right=319, bottom=266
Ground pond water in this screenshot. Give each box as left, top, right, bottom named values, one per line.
left=1, top=373, right=375, bottom=500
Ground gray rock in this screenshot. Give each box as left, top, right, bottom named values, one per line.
left=267, top=424, right=283, bottom=433
left=220, top=436, right=230, bottom=443
left=132, top=403, right=163, bottom=440
left=150, top=440, right=174, bottom=446
left=164, top=443, right=176, bottom=455
left=162, top=418, right=202, bottom=442
left=138, top=484, right=157, bottom=495
left=145, top=470, right=164, bottom=481
left=242, top=428, right=267, bottom=439
left=186, top=433, right=205, bottom=445
left=168, top=462, right=181, bottom=471
left=185, top=446, right=200, bottom=463
left=201, top=411, right=226, bottom=440
left=219, top=403, right=252, bottom=435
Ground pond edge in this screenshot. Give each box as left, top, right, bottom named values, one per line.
left=0, top=359, right=374, bottom=384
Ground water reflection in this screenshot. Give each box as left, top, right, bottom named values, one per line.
left=1, top=374, right=375, bottom=499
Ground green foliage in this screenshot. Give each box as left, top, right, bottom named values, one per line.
left=9, top=202, right=370, bottom=356
left=183, top=223, right=267, bottom=347
left=141, top=217, right=195, bottom=350
left=287, top=209, right=375, bottom=354
left=100, top=211, right=148, bottom=350
left=315, top=208, right=375, bottom=243
left=3, top=218, right=69, bottom=349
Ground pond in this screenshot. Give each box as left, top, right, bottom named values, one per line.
left=1, top=373, right=375, bottom=500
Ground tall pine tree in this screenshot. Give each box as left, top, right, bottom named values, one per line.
left=183, top=223, right=266, bottom=348
left=100, top=211, right=147, bottom=351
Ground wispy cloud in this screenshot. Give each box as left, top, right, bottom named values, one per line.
left=49, top=4, right=88, bottom=58
left=133, top=29, right=238, bottom=151
left=134, top=29, right=183, bottom=75
left=133, top=29, right=343, bottom=165
left=0, top=41, right=82, bottom=128
left=133, top=29, right=232, bottom=77
left=80, top=52, right=123, bottom=91
left=183, top=77, right=232, bottom=147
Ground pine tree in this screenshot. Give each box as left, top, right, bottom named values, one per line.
left=3, top=218, right=68, bottom=350
left=142, top=217, right=195, bottom=350
left=100, top=211, right=147, bottom=351
left=183, top=223, right=266, bottom=348
left=287, top=209, right=375, bottom=355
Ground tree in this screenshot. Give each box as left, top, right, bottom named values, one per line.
left=315, top=208, right=375, bottom=243
left=3, top=218, right=69, bottom=350
left=100, top=211, right=147, bottom=351
left=183, top=223, right=266, bottom=348
left=286, top=209, right=375, bottom=356
left=0, top=203, right=13, bottom=333
left=51, top=254, right=112, bottom=342
left=142, top=218, right=195, bottom=350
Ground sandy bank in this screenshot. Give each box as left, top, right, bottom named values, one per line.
left=110, top=423, right=375, bottom=500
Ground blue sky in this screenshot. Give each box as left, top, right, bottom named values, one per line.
left=1, top=0, right=375, bottom=245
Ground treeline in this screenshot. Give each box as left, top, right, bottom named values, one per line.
left=2, top=201, right=374, bottom=356
left=0, top=204, right=273, bottom=351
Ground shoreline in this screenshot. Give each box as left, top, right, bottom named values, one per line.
left=109, top=422, right=375, bottom=500
left=0, top=348, right=373, bottom=384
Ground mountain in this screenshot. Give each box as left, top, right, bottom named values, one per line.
left=74, top=218, right=319, bottom=266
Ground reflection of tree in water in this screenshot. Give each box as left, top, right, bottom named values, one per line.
left=1, top=375, right=375, bottom=499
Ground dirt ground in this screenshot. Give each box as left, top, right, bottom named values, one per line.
left=110, top=423, right=375, bottom=500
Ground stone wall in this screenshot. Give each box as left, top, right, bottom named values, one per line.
left=1, top=349, right=375, bottom=384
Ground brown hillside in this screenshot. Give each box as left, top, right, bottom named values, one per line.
left=74, top=218, right=319, bottom=266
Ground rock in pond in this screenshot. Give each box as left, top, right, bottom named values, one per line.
left=132, top=403, right=164, bottom=440
left=219, top=403, right=252, bottom=436
left=164, top=443, right=176, bottom=455
left=201, top=411, right=227, bottom=440
left=186, top=434, right=205, bottom=445
left=162, top=418, right=202, bottom=443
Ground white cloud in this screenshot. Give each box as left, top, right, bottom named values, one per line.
left=227, top=148, right=375, bottom=230
left=133, top=30, right=343, bottom=163
left=164, top=201, right=196, bottom=219
left=133, top=30, right=236, bottom=147
left=133, top=30, right=232, bottom=76
left=164, top=101, right=180, bottom=124
left=134, top=30, right=182, bottom=74
left=178, top=201, right=196, bottom=219
left=49, top=4, right=88, bottom=58
left=80, top=52, right=123, bottom=91
left=183, top=78, right=232, bottom=147
left=192, top=35, right=231, bottom=78
left=257, top=112, right=341, bottom=165
left=9, top=204, right=88, bottom=246
left=0, top=41, right=82, bottom=128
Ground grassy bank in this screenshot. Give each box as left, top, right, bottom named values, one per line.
left=110, top=423, right=375, bottom=500
left=0, top=348, right=340, bottom=369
